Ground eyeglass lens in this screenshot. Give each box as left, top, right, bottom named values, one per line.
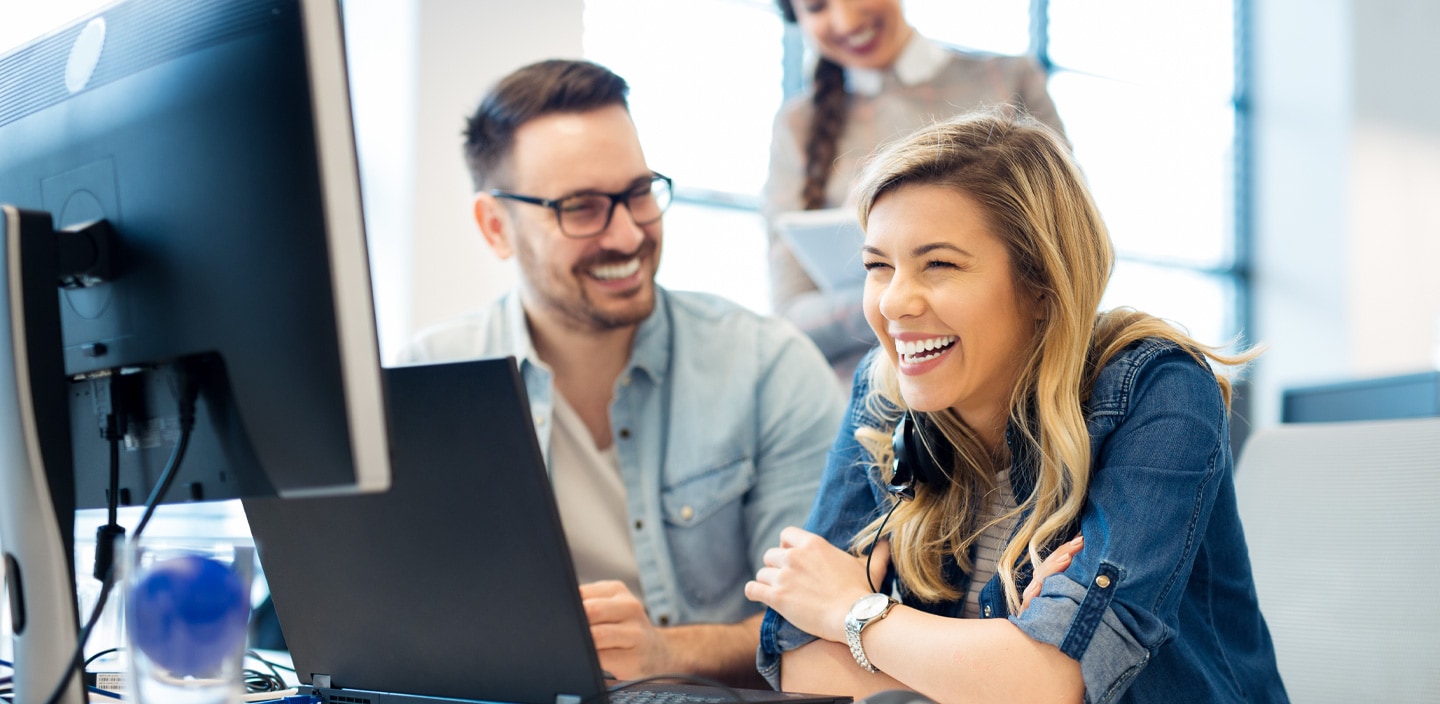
left=558, top=176, right=672, bottom=236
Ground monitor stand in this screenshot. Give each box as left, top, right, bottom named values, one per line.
left=1, top=205, right=86, bottom=704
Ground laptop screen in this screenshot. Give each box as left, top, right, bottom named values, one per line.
left=245, top=358, right=606, bottom=704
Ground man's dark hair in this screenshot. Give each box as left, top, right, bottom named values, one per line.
left=463, top=59, right=630, bottom=190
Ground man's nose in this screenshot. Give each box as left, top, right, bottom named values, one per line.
left=595, top=200, right=647, bottom=252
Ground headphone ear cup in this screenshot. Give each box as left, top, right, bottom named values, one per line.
left=888, top=411, right=954, bottom=500
left=888, top=414, right=918, bottom=500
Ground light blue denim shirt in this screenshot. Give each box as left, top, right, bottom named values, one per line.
left=759, top=339, right=1289, bottom=703
left=404, top=287, right=846, bottom=627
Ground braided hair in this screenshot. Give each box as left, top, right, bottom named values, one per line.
left=776, top=0, right=852, bottom=210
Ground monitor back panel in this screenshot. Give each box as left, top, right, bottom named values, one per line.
left=244, top=358, right=606, bottom=704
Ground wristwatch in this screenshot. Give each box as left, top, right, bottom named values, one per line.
left=844, top=593, right=898, bottom=673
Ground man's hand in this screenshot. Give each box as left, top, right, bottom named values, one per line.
left=580, top=580, right=669, bottom=681
left=580, top=581, right=768, bottom=687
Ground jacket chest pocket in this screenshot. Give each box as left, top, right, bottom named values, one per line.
left=660, top=458, right=756, bottom=605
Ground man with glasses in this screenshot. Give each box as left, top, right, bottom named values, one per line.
left=403, top=60, right=844, bottom=686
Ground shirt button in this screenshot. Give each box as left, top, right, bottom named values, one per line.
left=534, top=413, right=545, bottom=427
left=634, top=519, right=643, bottom=530
left=620, top=375, right=631, bottom=386
left=983, top=605, right=992, bottom=618
left=680, top=506, right=694, bottom=521
left=619, top=428, right=631, bottom=439
left=658, top=615, right=670, bottom=626
left=1095, top=575, right=1112, bottom=589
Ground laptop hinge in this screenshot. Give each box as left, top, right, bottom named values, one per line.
left=314, top=674, right=333, bottom=688
left=556, top=695, right=581, bottom=704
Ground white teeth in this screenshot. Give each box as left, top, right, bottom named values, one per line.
left=846, top=26, right=877, bottom=47
left=590, top=258, right=641, bottom=281
left=897, top=336, right=957, bottom=363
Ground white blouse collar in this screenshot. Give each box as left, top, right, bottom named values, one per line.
left=845, top=31, right=948, bottom=97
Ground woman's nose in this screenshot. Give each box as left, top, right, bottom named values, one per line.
left=829, top=0, right=866, bottom=36
left=878, top=271, right=924, bottom=321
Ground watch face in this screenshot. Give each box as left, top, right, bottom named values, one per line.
left=853, top=593, right=892, bottom=620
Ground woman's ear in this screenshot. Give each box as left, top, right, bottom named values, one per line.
left=473, top=192, right=514, bottom=259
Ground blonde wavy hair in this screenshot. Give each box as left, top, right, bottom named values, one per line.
left=849, top=109, right=1256, bottom=613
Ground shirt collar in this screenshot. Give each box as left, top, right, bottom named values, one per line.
left=845, top=32, right=949, bottom=97
left=502, top=291, right=543, bottom=371
left=503, top=286, right=671, bottom=384
left=627, top=286, right=669, bottom=383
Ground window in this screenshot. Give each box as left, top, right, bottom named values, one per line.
left=584, top=0, right=784, bottom=311
left=1046, top=0, right=1244, bottom=348
left=903, top=0, right=1031, bottom=55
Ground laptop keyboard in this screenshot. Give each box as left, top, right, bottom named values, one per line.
left=609, top=691, right=730, bottom=704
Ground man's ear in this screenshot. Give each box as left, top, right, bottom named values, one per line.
left=473, top=192, right=514, bottom=259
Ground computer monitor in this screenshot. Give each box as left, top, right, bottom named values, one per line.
left=1281, top=371, right=1440, bottom=423
left=0, top=1, right=390, bottom=700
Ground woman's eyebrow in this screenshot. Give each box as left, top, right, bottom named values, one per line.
left=911, top=242, right=974, bottom=258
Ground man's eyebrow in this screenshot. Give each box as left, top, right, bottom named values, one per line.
left=556, top=174, right=652, bottom=200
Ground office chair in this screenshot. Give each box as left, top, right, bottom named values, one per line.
left=1235, top=417, right=1440, bottom=703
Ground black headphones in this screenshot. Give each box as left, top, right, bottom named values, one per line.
left=887, top=410, right=955, bottom=500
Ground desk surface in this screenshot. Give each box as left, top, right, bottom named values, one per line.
left=80, top=648, right=300, bottom=702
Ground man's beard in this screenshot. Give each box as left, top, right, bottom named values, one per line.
left=518, top=235, right=659, bottom=334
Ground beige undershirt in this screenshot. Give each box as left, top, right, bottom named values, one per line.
left=548, top=391, right=644, bottom=598
left=962, top=467, right=1019, bottom=618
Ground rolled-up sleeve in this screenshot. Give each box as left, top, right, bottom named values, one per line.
left=1008, top=348, right=1229, bottom=703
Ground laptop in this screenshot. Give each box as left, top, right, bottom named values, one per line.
left=773, top=209, right=867, bottom=293
left=243, top=358, right=849, bottom=704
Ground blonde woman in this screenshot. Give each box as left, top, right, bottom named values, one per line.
left=745, top=111, right=1287, bottom=703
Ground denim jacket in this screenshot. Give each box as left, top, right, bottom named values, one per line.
left=404, top=287, right=846, bottom=627
left=759, top=339, right=1288, bottom=703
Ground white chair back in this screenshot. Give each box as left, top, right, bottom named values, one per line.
left=1235, top=418, right=1440, bottom=703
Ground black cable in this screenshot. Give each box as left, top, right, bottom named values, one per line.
left=40, top=375, right=198, bottom=704
left=245, top=650, right=289, bottom=681
left=92, top=376, right=127, bottom=584
left=41, top=563, right=117, bottom=704
left=268, top=660, right=296, bottom=673
left=133, top=404, right=195, bottom=539
left=105, top=410, right=119, bottom=526
left=865, top=500, right=901, bottom=594
left=241, top=668, right=286, bottom=693
left=580, top=673, right=746, bottom=704
left=82, top=647, right=120, bottom=670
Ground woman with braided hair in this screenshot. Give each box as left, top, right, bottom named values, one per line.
left=765, top=0, right=1065, bottom=377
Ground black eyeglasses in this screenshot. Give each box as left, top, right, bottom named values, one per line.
left=489, top=172, right=673, bottom=239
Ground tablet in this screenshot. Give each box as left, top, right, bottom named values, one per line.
left=774, top=208, right=867, bottom=292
